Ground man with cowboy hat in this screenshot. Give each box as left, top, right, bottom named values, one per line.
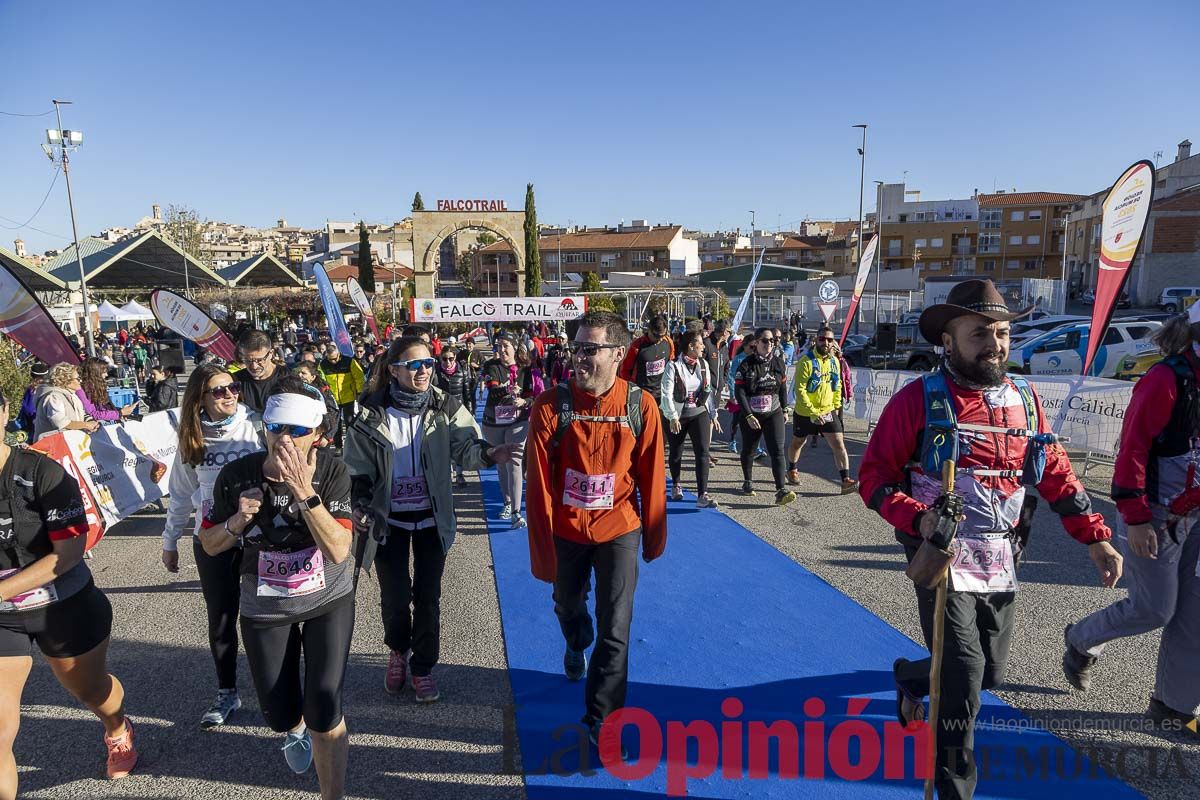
left=857, top=279, right=1123, bottom=799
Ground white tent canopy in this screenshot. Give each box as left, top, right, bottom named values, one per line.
left=96, top=300, right=125, bottom=321
left=118, top=300, right=155, bottom=320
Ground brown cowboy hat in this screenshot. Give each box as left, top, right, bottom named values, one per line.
left=918, top=279, right=1034, bottom=345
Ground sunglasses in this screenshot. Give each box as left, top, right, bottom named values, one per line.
left=241, top=355, right=271, bottom=366
left=570, top=341, right=622, bottom=357
left=392, top=357, right=436, bottom=371
left=264, top=422, right=315, bottom=437
left=205, top=382, right=241, bottom=398
left=758, top=338, right=775, bottom=344
left=441, top=355, right=456, bottom=361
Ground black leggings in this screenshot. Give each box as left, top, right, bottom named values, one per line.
left=667, top=411, right=712, bottom=495
left=739, top=411, right=787, bottom=490
left=193, top=537, right=242, bottom=691
left=240, top=596, right=355, bottom=733
left=375, top=525, right=447, bottom=676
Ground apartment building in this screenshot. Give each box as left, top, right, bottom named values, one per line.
left=1067, top=139, right=1200, bottom=303
left=875, top=183, right=979, bottom=276
left=975, top=191, right=1082, bottom=281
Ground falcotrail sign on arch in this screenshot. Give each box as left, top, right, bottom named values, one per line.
left=409, top=296, right=589, bottom=323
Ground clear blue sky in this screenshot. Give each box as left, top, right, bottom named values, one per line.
left=2, top=0, right=1198, bottom=256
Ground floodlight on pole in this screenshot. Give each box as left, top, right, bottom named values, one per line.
left=46, top=99, right=96, bottom=358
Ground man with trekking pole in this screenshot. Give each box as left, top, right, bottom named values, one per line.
left=856, top=279, right=1123, bottom=799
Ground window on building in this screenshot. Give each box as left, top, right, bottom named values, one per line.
left=914, top=238, right=927, bottom=248
left=1011, top=211, right=1025, bottom=222
left=982, top=260, right=996, bottom=271
left=630, top=250, right=651, bottom=266
left=1024, top=259, right=1038, bottom=271
left=979, top=233, right=1000, bottom=253
left=1009, top=235, right=1023, bottom=246
left=1027, top=234, right=1041, bottom=245
left=1006, top=260, right=1019, bottom=271
left=981, top=210, right=1001, bottom=229
left=931, top=237, right=944, bottom=248
left=563, top=252, right=597, bottom=264
left=1029, top=210, right=1043, bottom=220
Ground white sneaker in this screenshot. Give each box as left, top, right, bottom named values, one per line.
left=696, top=494, right=719, bottom=509
left=281, top=727, right=312, bottom=774
left=200, top=688, right=241, bottom=730
left=499, top=502, right=512, bottom=520
left=511, top=513, right=527, bottom=529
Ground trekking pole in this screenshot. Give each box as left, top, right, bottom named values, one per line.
left=924, top=459, right=954, bottom=800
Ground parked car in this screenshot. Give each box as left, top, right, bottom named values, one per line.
left=842, top=323, right=941, bottom=372
left=1007, top=320, right=1162, bottom=378
left=1114, top=349, right=1165, bottom=381
left=1157, top=286, right=1200, bottom=313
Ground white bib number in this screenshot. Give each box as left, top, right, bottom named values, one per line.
left=0, top=567, right=59, bottom=611
left=749, top=394, right=773, bottom=413
left=257, top=546, right=326, bottom=598
left=495, top=404, right=518, bottom=424
left=645, top=358, right=666, bottom=377
left=563, top=468, right=615, bottom=510
left=391, top=475, right=430, bottom=507
left=949, top=534, right=1017, bottom=594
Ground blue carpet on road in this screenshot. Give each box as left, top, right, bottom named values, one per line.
left=478, top=456, right=1138, bottom=798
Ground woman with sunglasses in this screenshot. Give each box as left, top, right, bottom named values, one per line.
left=481, top=331, right=532, bottom=528
left=347, top=336, right=519, bottom=702
left=661, top=330, right=721, bottom=508
left=199, top=377, right=356, bottom=796
left=433, top=347, right=473, bottom=487
left=733, top=327, right=796, bottom=506
left=161, top=364, right=263, bottom=729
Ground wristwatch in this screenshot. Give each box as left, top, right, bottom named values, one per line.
left=298, top=493, right=322, bottom=511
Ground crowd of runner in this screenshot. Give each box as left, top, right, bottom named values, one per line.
left=1, top=288, right=1197, bottom=800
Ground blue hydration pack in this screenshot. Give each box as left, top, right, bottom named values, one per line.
left=805, top=354, right=840, bottom=395
left=919, top=371, right=1056, bottom=486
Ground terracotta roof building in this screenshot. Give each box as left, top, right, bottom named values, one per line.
left=472, top=223, right=698, bottom=296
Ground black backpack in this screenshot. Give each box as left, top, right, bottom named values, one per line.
left=549, top=382, right=644, bottom=453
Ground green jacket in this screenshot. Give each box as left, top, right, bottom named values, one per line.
left=344, top=385, right=495, bottom=572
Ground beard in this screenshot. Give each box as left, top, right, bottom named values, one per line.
left=946, top=346, right=1007, bottom=387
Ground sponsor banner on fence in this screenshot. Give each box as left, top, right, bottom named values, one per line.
left=51, top=410, right=182, bottom=527
left=30, top=434, right=107, bottom=549
left=847, top=369, right=1132, bottom=457
left=410, top=296, right=588, bottom=323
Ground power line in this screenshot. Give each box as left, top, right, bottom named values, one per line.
left=0, top=108, right=55, bottom=117
left=0, top=168, right=61, bottom=231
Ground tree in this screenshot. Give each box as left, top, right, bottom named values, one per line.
left=412, top=192, right=425, bottom=211
left=476, top=231, right=496, bottom=247
left=710, top=292, right=732, bottom=321
left=457, top=250, right=477, bottom=296
left=357, top=221, right=375, bottom=293
left=580, top=270, right=615, bottom=311
left=523, top=183, right=541, bottom=297
left=163, top=204, right=210, bottom=265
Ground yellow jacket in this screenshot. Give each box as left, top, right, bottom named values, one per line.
left=792, top=352, right=842, bottom=418
left=321, top=356, right=365, bottom=405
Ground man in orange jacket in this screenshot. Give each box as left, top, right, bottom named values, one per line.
left=526, top=310, right=667, bottom=748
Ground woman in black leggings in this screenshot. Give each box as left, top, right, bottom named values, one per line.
left=661, top=330, right=721, bottom=508
left=161, top=364, right=263, bottom=729
left=733, top=328, right=796, bottom=506
left=201, top=376, right=356, bottom=800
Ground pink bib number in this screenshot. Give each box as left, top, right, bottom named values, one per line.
left=685, top=391, right=697, bottom=408
left=495, top=404, right=518, bottom=424
left=257, top=546, right=326, bottom=598
left=563, top=468, right=615, bottom=510
left=949, top=534, right=1017, bottom=594
left=0, top=567, right=58, bottom=611
left=646, top=358, right=666, bottom=377
left=749, top=394, right=773, bottom=413
left=391, top=475, right=430, bottom=506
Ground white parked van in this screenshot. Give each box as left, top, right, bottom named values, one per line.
left=1157, top=287, right=1200, bottom=313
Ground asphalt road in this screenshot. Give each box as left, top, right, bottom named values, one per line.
left=13, top=414, right=1198, bottom=799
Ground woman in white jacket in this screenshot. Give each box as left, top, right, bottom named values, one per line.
left=660, top=330, right=721, bottom=508
left=161, top=364, right=263, bottom=729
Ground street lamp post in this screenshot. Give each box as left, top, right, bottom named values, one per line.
left=44, top=100, right=96, bottom=358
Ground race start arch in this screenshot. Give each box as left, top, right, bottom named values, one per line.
left=410, top=204, right=527, bottom=297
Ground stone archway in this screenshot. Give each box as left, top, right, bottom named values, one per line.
left=410, top=210, right=527, bottom=297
